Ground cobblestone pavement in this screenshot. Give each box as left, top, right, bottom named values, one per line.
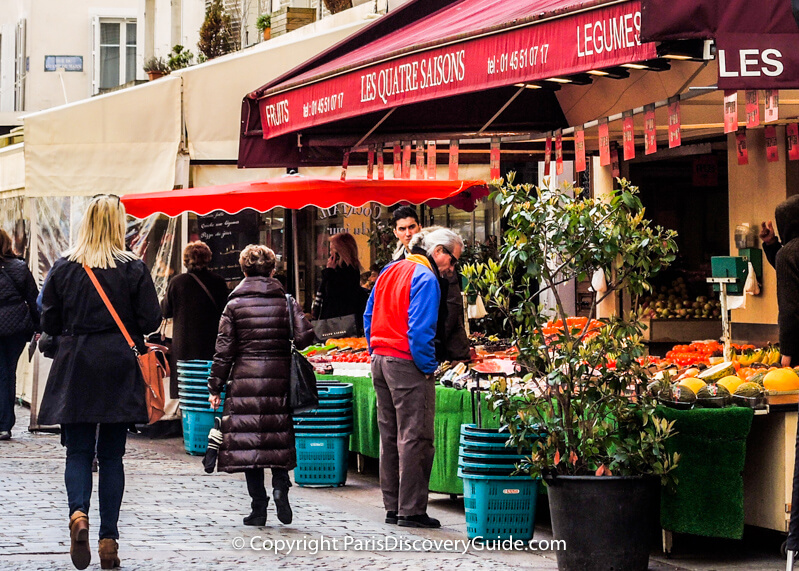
left=0, top=405, right=788, bottom=570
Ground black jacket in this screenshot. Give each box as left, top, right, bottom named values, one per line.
left=161, top=269, right=229, bottom=361
left=311, top=264, right=369, bottom=325
left=208, top=277, right=314, bottom=472
left=764, top=239, right=782, bottom=269
left=776, top=196, right=799, bottom=359
left=38, top=257, right=161, bottom=425
left=0, top=257, right=40, bottom=337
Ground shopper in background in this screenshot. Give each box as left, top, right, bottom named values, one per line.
left=311, top=232, right=368, bottom=331
left=760, top=219, right=782, bottom=269
left=0, top=228, right=40, bottom=441
left=39, top=195, right=161, bottom=570
left=776, top=196, right=799, bottom=555
left=364, top=227, right=462, bottom=529
left=208, top=245, right=314, bottom=527
left=391, top=206, right=421, bottom=260
left=161, top=241, right=229, bottom=399
left=409, top=228, right=470, bottom=362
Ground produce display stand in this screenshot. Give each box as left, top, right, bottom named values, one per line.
left=658, top=406, right=754, bottom=552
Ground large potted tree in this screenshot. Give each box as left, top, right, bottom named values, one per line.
left=463, top=176, right=680, bottom=571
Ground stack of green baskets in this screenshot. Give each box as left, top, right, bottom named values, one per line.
left=458, top=424, right=540, bottom=541
left=177, top=359, right=223, bottom=456
left=292, top=381, right=353, bottom=487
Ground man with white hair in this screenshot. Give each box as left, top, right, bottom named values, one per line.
left=364, top=227, right=463, bottom=529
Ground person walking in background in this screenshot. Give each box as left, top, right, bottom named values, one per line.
left=38, top=195, right=161, bottom=570
left=391, top=206, right=421, bottom=260
left=364, top=227, right=461, bottom=529
left=161, top=241, right=229, bottom=400
left=311, top=232, right=369, bottom=332
left=0, top=228, right=40, bottom=441
left=208, top=245, right=314, bottom=527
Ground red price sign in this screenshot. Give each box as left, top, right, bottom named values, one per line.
left=644, top=104, right=657, bottom=155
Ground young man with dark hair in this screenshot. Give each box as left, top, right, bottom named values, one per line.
left=391, top=206, right=421, bottom=260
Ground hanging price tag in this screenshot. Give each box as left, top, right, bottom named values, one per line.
left=598, top=118, right=610, bottom=166
left=622, top=111, right=635, bottom=161
left=427, top=141, right=436, bottom=179
left=367, top=145, right=374, bottom=180
left=745, top=90, right=760, bottom=128
left=668, top=97, right=681, bottom=149
left=610, top=147, right=620, bottom=178
left=340, top=150, right=350, bottom=181
left=788, top=124, right=799, bottom=161
left=393, top=143, right=401, bottom=179
left=449, top=140, right=459, bottom=180
left=554, top=131, right=563, bottom=176
left=724, top=90, right=738, bottom=134
left=377, top=143, right=385, bottom=180
left=764, top=90, right=779, bottom=123
left=415, top=142, right=425, bottom=179
left=765, top=125, right=779, bottom=163
left=736, top=129, right=749, bottom=166
left=544, top=133, right=552, bottom=177
left=644, top=104, right=657, bottom=155
left=490, top=138, right=501, bottom=180
left=402, top=142, right=412, bottom=179
left=575, top=127, right=586, bottom=173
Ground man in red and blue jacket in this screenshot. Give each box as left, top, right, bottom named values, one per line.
left=364, top=227, right=463, bottom=529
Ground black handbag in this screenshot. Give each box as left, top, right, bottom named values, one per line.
left=311, top=314, right=359, bottom=342
left=286, top=294, right=319, bottom=414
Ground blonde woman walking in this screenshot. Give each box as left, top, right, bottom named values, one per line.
left=39, top=195, right=161, bottom=569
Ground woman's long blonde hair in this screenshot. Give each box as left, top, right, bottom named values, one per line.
left=65, top=195, right=137, bottom=269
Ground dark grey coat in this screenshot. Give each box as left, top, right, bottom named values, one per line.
left=0, top=257, right=40, bottom=336
left=208, top=276, right=314, bottom=473
left=38, top=257, right=161, bottom=425
left=776, top=195, right=799, bottom=360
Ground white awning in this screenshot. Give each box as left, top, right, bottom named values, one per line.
left=24, top=77, right=183, bottom=197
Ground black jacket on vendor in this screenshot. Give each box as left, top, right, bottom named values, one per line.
left=775, top=195, right=799, bottom=360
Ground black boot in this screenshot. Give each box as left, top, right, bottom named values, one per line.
left=273, top=489, right=293, bottom=524
left=243, top=498, right=268, bottom=526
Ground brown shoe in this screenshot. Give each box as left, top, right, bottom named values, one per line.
left=68, top=511, right=90, bottom=570
left=98, top=538, right=120, bottom=569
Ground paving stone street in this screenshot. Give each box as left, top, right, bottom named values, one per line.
left=0, top=405, right=789, bottom=570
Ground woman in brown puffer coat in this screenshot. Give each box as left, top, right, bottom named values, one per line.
left=208, top=244, right=314, bottom=527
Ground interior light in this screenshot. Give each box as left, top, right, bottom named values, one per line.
left=545, top=77, right=573, bottom=84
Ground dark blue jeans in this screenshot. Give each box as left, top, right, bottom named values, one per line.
left=0, top=333, right=27, bottom=432
left=62, top=423, right=128, bottom=540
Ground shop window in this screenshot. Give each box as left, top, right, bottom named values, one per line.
left=93, top=18, right=137, bottom=93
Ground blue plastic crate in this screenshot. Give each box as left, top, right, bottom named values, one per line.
left=181, top=408, right=222, bottom=456
left=294, top=434, right=349, bottom=487
left=458, top=469, right=539, bottom=541
left=317, top=384, right=354, bottom=397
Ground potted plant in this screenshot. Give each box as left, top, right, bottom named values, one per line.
left=256, top=13, right=271, bottom=41
left=463, top=176, right=680, bottom=571
left=323, top=0, right=352, bottom=14
left=167, top=45, right=194, bottom=71
left=143, top=56, right=170, bottom=80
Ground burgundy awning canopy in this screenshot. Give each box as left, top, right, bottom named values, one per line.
left=254, top=0, right=657, bottom=141
left=120, top=176, right=490, bottom=219
left=641, top=0, right=799, bottom=89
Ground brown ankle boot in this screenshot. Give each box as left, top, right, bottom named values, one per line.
left=98, top=538, right=120, bottom=569
left=68, top=511, right=90, bottom=570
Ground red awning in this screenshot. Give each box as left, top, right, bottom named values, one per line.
left=256, top=0, right=656, bottom=140
left=120, top=176, right=489, bottom=219
left=641, top=0, right=799, bottom=89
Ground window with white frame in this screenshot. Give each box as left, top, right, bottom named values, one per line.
left=94, top=18, right=136, bottom=93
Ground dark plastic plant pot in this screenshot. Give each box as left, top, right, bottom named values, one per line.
left=547, top=475, right=658, bottom=571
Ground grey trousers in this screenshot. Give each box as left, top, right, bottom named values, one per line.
left=371, top=354, right=436, bottom=516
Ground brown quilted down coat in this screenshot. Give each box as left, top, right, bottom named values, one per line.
left=208, top=276, right=314, bottom=473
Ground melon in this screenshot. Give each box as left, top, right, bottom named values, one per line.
left=678, top=377, right=707, bottom=394
left=762, top=368, right=799, bottom=392
left=697, top=361, right=736, bottom=382
left=661, top=384, right=696, bottom=403
left=717, top=375, right=743, bottom=394
left=734, top=382, right=762, bottom=397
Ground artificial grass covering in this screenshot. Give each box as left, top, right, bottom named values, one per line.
left=658, top=406, right=754, bottom=539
